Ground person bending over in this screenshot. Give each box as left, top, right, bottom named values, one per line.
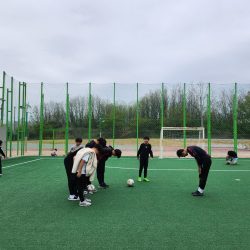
left=98, top=146, right=122, bottom=188
left=177, top=146, right=212, bottom=197
left=64, top=138, right=83, bottom=201
left=72, top=144, right=101, bottom=207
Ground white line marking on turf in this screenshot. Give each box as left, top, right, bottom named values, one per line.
left=106, top=166, right=250, bottom=172
left=3, top=158, right=42, bottom=169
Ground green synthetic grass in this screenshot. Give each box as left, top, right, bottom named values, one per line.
left=1, top=157, right=250, bottom=250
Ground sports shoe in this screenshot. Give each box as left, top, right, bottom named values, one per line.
left=192, top=190, right=204, bottom=197
left=143, top=178, right=150, bottom=182
left=99, top=183, right=109, bottom=189
left=68, top=195, right=79, bottom=201
left=79, top=200, right=92, bottom=207
left=0, top=173, right=2, bottom=176
left=85, top=198, right=92, bottom=203
left=138, top=177, right=142, bottom=182
left=88, top=191, right=94, bottom=195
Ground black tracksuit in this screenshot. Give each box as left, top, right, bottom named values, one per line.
left=137, top=143, right=153, bottom=178
left=0, top=146, right=6, bottom=175
left=187, top=146, right=212, bottom=190
left=97, top=146, right=113, bottom=185
left=64, top=146, right=83, bottom=196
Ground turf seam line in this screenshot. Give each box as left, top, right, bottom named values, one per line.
left=3, top=158, right=42, bottom=169
left=106, top=166, right=250, bottom=172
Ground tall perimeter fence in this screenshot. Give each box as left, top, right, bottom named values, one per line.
left=1, top=70, right=250, bottom=157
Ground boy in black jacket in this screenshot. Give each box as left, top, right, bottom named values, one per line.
left=137, top=136, right=153, bottom=182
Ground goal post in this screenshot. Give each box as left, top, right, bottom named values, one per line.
left=159, top=127, right=205, bottom=158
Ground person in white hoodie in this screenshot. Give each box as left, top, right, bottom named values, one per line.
left=72, top=144, right=101, bottom=207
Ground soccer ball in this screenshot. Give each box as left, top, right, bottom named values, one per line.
left=127, top=179, right=134, bottom=187
left=87, top=184, right=96, bottom=191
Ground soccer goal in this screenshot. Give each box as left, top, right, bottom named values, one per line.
left=159, top=127, right=205, bottom=158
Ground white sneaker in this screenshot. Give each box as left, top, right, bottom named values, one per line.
left=79, top=200, right=92, bottom=207
left=68, top=195, right=79, bottom=201
left=85, top=198, right=92, bottom=203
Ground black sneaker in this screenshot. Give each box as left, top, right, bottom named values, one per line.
left=192, top=190, right=204, bottom=197
left=103, top=183, right=109, bottom=188
left=99, top=184, right=107, bottom=189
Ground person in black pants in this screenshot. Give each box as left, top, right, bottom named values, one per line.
left=85, top=138, right=122, bottom=189
left=0, top=140, right=6, bottom=176
left=64, top=138, right=83, bottom=200
left=98, top=146, right=122, bottom=188
left=177, top=146, right=212, bottom=197
left=137, top=136, right=153, bottom=182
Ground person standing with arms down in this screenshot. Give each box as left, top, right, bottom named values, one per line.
left=0, top=140, right=6, bottom=176
left=177, top=146, right=212, bottom=197
left=137, top=136, right=153, bottom=182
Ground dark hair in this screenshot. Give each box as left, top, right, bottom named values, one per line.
left=75, top=137, right=82, bottom=143
left=55, top=148, right=58, bottom=151
left=0, top=140, right=2, bottom=145
left=143, top=136, right=150, bottom=140
left=93, top=143, right=102, bottom=152
left=176, top=149, right=184, bottom=158
left=114, top=149, right=122, bottom=158
left=97, top=137, right=107, bottom=147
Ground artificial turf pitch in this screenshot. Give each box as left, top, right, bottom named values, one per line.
left=0, top=156, right=250, bottom=250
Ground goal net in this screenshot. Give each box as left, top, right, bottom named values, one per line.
left=159, top=127, right=205, bottom=158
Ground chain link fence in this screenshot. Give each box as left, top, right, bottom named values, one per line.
left=1, top=71, right=250, bottom=157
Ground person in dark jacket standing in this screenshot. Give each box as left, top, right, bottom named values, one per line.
left=64, top=138, right=83, bottom=200
left=177, top=146, right=212, bottom=197
left=137, top=136, right=153, bottom=182
left=0, top=140, right=6, bottom=176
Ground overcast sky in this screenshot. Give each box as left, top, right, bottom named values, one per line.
left=1, top=0, right=250, bottom=85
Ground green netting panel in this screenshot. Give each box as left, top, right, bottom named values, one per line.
left=42, top=83, right=66, bottom=156
left=161, top=83, right=183, bottom=156
left=138, top=83, right=161, bottom=156
left=115, top=83, right=137, bottom=156
left=186, top=83, right=208, bottom=151
left=27, top=82, right=42, bottom=156
left=210, top=83, right=234, bottom=157
left=237, top=83, right=250, bottom=157
left=91, top=83, right=114, bottom=143
left=67, top=83, right=89, bottom=149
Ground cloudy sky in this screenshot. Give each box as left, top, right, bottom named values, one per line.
left=0, top=0, right=250, bottom=84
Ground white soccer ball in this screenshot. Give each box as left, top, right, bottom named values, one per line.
left=127, top=179, right=134, bottom=187
left=87, top=184, right=96, bottom=191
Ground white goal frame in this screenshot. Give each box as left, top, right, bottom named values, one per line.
left=159, top=127, right=205, bottom=158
